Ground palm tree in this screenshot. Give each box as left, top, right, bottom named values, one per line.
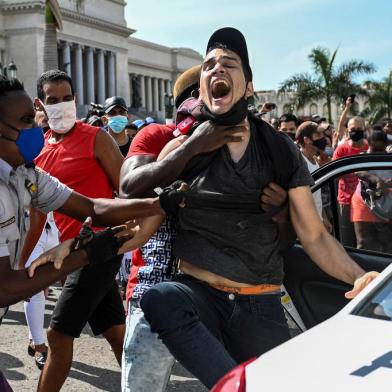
left=361, top=71, right=392, bottom=124
left=279, top=47, right=376, bottom=123
left=43, top=0, right=63, bottom=71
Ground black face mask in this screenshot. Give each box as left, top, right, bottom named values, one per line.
left=286, top=132, right=296, bottom=141
left=312, top=137, right=327, bottom=151
left=201, top=95, right=249, bottom=127
left=349, top=129, right=364, bottom=142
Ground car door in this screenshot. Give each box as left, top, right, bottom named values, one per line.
left=283, top=153, right=392, bottom=329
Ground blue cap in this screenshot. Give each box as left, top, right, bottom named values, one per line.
left=132, top=119, right=145, bottom=129
left=145, top=116, right=155, bottom=125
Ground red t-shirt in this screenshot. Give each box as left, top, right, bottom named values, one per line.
left=126, top=123, right=175, bottom=159
left=332, top=140, right=368, bottom=205
left=35, top=121, right=114, bottom=241
left=125, top=123, right=175, bottom=304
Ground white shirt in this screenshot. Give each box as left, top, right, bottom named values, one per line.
left=302, top=154, right=323, bottom=217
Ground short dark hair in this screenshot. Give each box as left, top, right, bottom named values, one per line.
left=368, top=130, right=387, bottom=145
left=125, top=123, right=138, bottom=131
left=279, top=113, right=298, bottom=126
left=37, top=70, right=74, bottom=101
left=296, top=121, right=319, bottom=145
left=0, top=75, right=25, bottom=103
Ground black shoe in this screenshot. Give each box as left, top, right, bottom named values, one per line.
left=27, top=344, right=35, bottom=357
left=35, top=351, right=47, bottom=370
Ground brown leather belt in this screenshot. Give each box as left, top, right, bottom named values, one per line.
left=211, top=283, right=281, bottom=295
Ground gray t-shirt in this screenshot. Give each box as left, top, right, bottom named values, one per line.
left=0, top=159, right=72, bottom=321
left=174, top=122, right=314, bottom=285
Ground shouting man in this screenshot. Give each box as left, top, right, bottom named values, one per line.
left=139, top=28, right=379, bottom=389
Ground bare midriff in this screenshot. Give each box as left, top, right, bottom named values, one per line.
left=180, top=259, right=260, bottom=287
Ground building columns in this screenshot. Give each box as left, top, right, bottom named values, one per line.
left=107, top=51, right=116, bottom=97
left=138, top=75, right=145, bottom=109
left=152, top=77, right=159, bottom=112
left=97, top=49, right=106, bottom=104
left=159, top=78, right=165, bottom=112
left=74, top=44, right=84, bottom=105
left=62, top=42, right=71, bottom=76
left=129, top=74, right=133, bottom=106
left=85, top=46, right=95, bottom=104
left=145, top=76, right=152, bottom=112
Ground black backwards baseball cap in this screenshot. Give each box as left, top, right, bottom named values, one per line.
left=206, top=27, right=253, bottom=82
left=103, top=96, right=128, bottom=114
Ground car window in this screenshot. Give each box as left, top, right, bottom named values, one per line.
left=321, top=168, right=392, bottom=255
left=352, top=276, right=392, bottom=322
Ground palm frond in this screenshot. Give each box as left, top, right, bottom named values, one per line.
left=309, top=47, right=331, bottom=85
left=45, top=0, right=63, bottom=30
left=279, top=73, right=323, bottom=108
left=361, top=106, right=387, bottom=124
left=335, top=60, right=376, bottom=80
left=361, top=72, right=392, bottom=122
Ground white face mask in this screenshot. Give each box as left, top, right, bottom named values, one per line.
left=44, top=100, right=77, bottom=134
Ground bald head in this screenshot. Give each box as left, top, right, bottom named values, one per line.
left=347, top=116, right=365, bottom=131
left=347, top=116, right=366, bottom=144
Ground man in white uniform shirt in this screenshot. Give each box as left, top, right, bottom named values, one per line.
left=0, top=75, right=175, bottom=389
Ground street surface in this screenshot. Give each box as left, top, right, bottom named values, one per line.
left=0, top=285, right=207, bottom=392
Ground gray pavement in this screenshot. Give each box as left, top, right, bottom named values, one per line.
left=0, top=285, right=207, bottom=392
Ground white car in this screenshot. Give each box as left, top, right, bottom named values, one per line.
left=212, top=153, right=392, bottom=392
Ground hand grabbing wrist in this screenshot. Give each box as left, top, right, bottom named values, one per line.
left=72, top=218, right=125, bottom=265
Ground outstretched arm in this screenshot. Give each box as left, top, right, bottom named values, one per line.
left=288, top=185, right=378, bottom=297
left=336, top=97, right=352, bottom=147
left=0, top=243, right=88, bottom=307
left=120, top=122, right=245, bottom=198
left=1, top=220, right=133, bottom=307
left=57, top=191, right=164, bottom=227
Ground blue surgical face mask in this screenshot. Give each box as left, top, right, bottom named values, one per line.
left=324, top=146, right=334, bottom=157
left=108, top=115, right=128, bottom=134
left=0, top=119, right=44, bottom=164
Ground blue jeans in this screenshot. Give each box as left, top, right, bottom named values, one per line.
left=121, top=303, right=175, bottom=392
left=141, top=275, right=290, bottom=389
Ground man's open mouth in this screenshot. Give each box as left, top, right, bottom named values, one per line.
left=211, top=80, right=231, bottom=100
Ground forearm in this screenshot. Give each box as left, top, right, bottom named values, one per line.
left=338, top=107, right=349, bottom=139
left=289, top=186, right=365, bottom=285
left=91, top=197, right=163, bottom=227
left=302, top=231, right=365, bottom=284
left=120, top=142, right=198, bottom=198
left=118, top=215, right=164, bottom=253
left=0, top=249, right=88, bottom=307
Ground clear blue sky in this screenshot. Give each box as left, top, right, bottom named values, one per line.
left=125, top=0, right=391, bottom=91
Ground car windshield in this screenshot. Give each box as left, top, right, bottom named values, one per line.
left=353, top=276, right=392, bottom=322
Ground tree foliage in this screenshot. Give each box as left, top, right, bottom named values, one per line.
left=279, top=47, right=376, bottom=123
left=361, top=72, right=392, bottom=124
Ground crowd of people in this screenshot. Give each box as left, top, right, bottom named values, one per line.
left=259, top=99, right=391, bottom=253
left=0, top=26, right=390, bottom=392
